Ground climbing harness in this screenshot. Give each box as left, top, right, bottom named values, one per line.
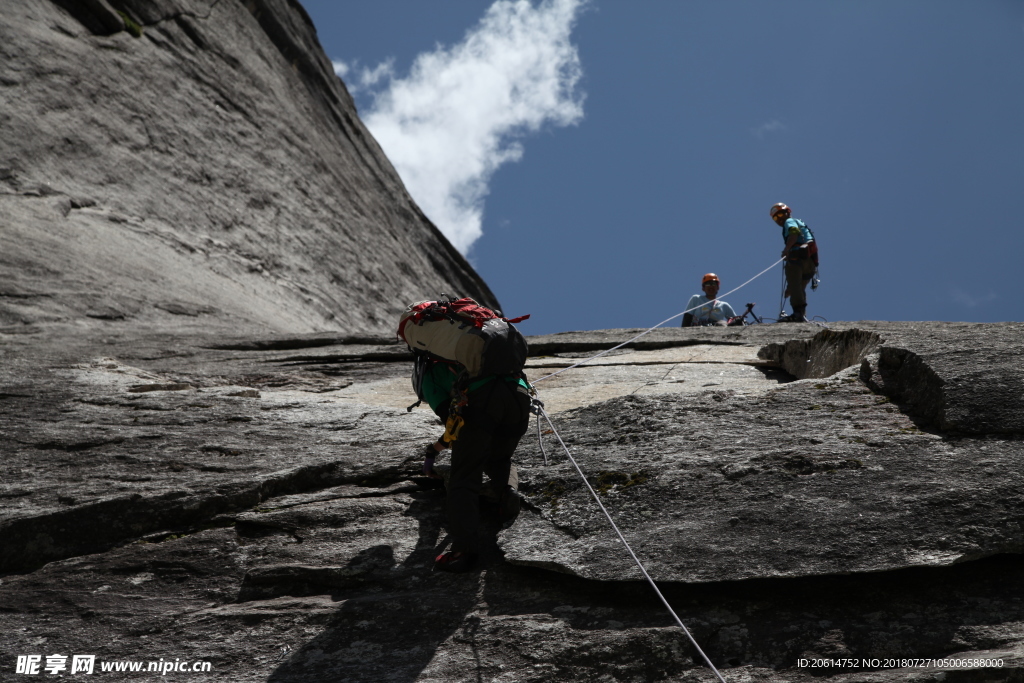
left=534, top=403, right=728, bottom=683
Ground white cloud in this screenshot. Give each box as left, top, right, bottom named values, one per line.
left=332, top=59, right=396, bottom=94
left=352, top=0, right=586, bottom=253
left=951, top=289, right=997, bottom=308
left=359, top=60, right=395, bottom=89
left=751, top=119, right=786, bottom=139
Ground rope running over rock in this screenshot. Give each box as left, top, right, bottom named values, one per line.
left=525, top=257, right=792, bottom=681
left=535, top=404, right=729, bottom=683
left=532, top=257, right=785, bottom=384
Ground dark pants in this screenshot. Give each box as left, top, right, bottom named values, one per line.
left=447, top=378, right=531, bottom=554
left=785, top=256, right=817, bottom=309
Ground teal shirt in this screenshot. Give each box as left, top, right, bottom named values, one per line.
left=782, top=218, right=813, bottom=253
left=421, top=362, right=458, bottom=417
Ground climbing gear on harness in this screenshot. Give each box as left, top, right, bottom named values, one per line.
left=397, top=295, right=529, bottom=379
left=528, top=395, right=549, bottom=465
left=433, top=550, right=477, bottom=573
left=443, top=411, right=466, bottom=443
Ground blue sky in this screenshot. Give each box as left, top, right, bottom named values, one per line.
left=300, top=0, right=1024, bottom=334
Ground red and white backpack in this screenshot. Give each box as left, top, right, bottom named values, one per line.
left=397, top=297, right=529, bottom=379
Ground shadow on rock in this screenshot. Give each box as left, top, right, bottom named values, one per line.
left=263, top=490, right=493, bottom=682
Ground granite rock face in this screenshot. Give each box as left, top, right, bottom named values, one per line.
left=1, top=0, right=496, bottom=337
left=4, top=2, right=1024, bottom=680
left=2, top=322, right=1023, bottom=682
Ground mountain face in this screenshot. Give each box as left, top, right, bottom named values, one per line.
left=1, top=0, right=496, bottom=337
left=2, top=322, right=1023, bottom=682
left=4, top=3, right=1024, bottom=682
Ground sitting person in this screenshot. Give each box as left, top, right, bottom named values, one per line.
left=682, top=273, right=738, bottom=327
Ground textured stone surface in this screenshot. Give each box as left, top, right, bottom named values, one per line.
left=1, top=0, right=496, bottom=338
left=762, top=322, right=1024, bottom=434
left=505, top=365, right=1024, bottom=582
left=4, top=1, right=1024, bottom=679
left=2, top=322, right=1023, bottom=681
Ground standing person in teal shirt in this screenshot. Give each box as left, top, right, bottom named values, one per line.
left=770, top=203, right=817, bottom=322
left=682, top=273, right=738, bottom=326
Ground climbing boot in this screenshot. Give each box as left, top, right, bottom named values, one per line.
left=780, top=307, right=807, bottom=323
left=498, top=485, right=522, bottom=525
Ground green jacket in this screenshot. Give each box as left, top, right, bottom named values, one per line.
left=420, top=361, right=529, bottom=420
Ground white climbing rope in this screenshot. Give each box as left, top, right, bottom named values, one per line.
left=533, top=258, right=784, bottom=384
left=536, top=404, right=728, bottom=683
left=522, top=257, right=794, bottom=681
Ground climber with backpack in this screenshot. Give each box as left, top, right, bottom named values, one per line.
left=770, top=202, right=819, bottom=323
left=397, top=296, right=533, bottom=573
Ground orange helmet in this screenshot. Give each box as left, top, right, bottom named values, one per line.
left=770, top=203, right=790, bottom=221
left=701, top=273, right=720, bottom=285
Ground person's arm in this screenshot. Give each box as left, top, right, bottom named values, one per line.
left=782, top=232, right=799, bottom=258
left=682, top=294, right=700, bottom=327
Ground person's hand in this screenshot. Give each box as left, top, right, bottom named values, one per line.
left=422, top=456, right=441, bottom=478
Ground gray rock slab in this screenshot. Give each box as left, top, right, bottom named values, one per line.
left=504, top=365, right=1024, bottom=582
left=5, top=0, right=1024, bottom=675
left=1, top=0, right=495, bottom=339
left=334, top=344, right=786, bottom=415
left=3, top=323, right=1024, bottom=681
left=761, top=322, right=1024, bottom=434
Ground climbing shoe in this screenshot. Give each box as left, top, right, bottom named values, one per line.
left=433, top=550, right=478, bottom=573
left=790, top=306, right=808, bottom=323
left=498, top=485, right=522, bottom=525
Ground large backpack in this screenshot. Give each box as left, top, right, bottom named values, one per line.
left=397, top=297, right=529, bottom=379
